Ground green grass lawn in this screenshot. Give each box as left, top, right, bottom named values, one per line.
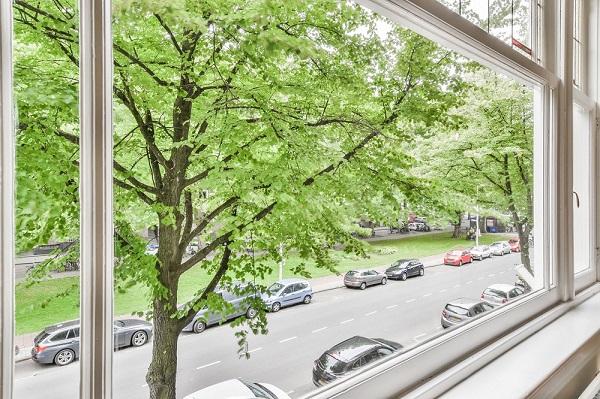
left=15, top=232, right=510, bottom=335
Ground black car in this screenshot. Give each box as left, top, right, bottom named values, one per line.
left=385, top=259, right=424, bottom=281
left=312, top=336, right=403, bottom=386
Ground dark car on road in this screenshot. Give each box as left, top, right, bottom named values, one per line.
left=343, top=269, right=387, bottom=290
left=181, top=282, right=260, bottom=333
left=385, top=259, right=424, bottom=281
left=312, top=336, right=403, bottom=386
left=441, top=297, right=496, bottom=328
left=262, top=278, right=313, bottom=312
left=32, top=318, right=153, bottom=366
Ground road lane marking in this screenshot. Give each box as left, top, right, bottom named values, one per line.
left=489, top=274, right=496, bottom=277
left=280, top=336, right=297, bottom=343
left=436, top=326, right=443, bottom=330
left=248, top=347, right=262, bottom=353
left=406, top=299, right=416, bottom=303
left=365, top=311, right=378, bottom=316
left=340, top=319, right=354, bottom=324
left=142, top=384, right=148, bottom=387
left=197, top=361, right=221, bottom=370
left=453, top=284, right=461, bottom=288
left=287, top=391, right=294, bottom=395
left=312, top=327, right=328, bottom=333
left=508, top=267, right=514, bottom=270
left=499, top=271, right=505, bottom=275
left=423, top=293, right=432, bottom=297
left=387, top=304, right=398, bottom=309
left=478, top=277, right=484, bottom=280
left=413, top=333, right=427, bottom=342
left=439, top=289, right=447, bottom=293
left=466, top=280, right=473, bottom=284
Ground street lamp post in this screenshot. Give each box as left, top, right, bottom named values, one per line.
left=475, top=211, right=479, bottom=247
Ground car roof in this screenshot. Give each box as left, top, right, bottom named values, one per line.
left=486, top=283, right=517, bottom=292
left=446, top=298, right=485, bottom=309
left=347, top=268, right=376, bottom=273
left=182, top=379, right=254, bottom=399
left=44, top=319, right=80, bottom=333
left=325, top=336, right=389, bottom=362
left=274, top=278, right=308, bottom=285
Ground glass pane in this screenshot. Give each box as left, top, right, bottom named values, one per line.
left=573, top=102, right=592, bottom=274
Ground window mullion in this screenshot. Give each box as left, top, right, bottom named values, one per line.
left=0, top=0, right=15, bottom=397
left=79, top=0, right=114, bottom=397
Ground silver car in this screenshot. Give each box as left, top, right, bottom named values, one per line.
left=470, top=245, right=492, bottom=260
left=441, top=298, right=495, bottom=328
left=489, top=241, right=512, bottom=256
left=262, top=278, right=313, bottom=312
left=481, top=283, right=525, bottom=305
left=344, top=269, right=387, bottom=290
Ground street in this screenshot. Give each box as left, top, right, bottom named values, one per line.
left=14, top=252, right=522, bottom=399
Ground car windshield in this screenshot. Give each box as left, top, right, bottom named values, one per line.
left=509, top=239, right=518, bottom=243
left=472, top=246, right=484, bottom=251
left=346, top=271, right=358, bottom=276
left=33, top=331, right=51, bottom=345
left=267, top=282, right=284, bottom=295
left=318, top=353, right=347, bottom=374
left=391, top=260, right=410, bottom=268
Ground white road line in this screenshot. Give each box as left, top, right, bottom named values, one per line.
left=436, top=326, right=443, bottom=330
left=197, top=361, right=221, bottom=370
left=489, top=274, right=496, bottom=277
left=453, top=284, right=461, bottom=288
left=287, top=391, right=294, bottom=395
left=406, top=298, right=416, bottom=303
left=508, top=267, right=514, bottom=270
left=280, top=336, right=297, bottom=343
left=466, top=280, right=473, bottom=284
left=499, top=271, right=505, bottom=275
left=365, top=311, right=378, bottom=316
left=439, top=289, right=447, bottom=293
left=142, top=384, right=148, bottom=388
left=340, top=319, right=354, bottom=324
left=248, top=347, right=262, bottom=353
left=413, top=333, right=427, bottom=342
left=423, top=293, right=432, bottom=297
left=478, top=277, right=484, bottom=280
left=387, top=304, right=398, bottom=309
left=312, top=327, right=328, bottom=333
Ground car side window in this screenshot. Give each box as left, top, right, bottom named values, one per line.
left=509, top=289, right=520, bottom=298
left=294, top=282, right=307, bottom=291
left=482, top=303, right=495, bottom=311
left=352, top=356, right=366, bottom=369
left=50, top=331, right=69, bottom=341
left=471, top=304, right=484, bottom=315
left=67, top=328, right=80, bottom=339
left=362, top=350, right=382, bottom=365
left=377, top=348, right=392, bottom=356
left=283, top=285, right=294, bottom=295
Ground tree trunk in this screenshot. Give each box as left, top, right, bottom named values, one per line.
left=451, top=210, right=462, bottom=238
left=147, top=295, right=182, bottom=399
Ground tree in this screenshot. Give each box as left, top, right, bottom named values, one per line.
left=418, top=68, right=534, bottom=272
left=13, top=1, right=465, bottom=398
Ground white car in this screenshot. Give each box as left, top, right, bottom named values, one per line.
left=182, top=378, right=291, bottom=399
left=470, top=245, right=492, bottom=260
left=144, top=243, right=158, bottom=255
left=489, top=241, right=511, bottom=256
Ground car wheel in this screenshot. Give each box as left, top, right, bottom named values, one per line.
left=193, top=320, right=206, bottom=333
left=272, top=302, right=282, bottom=312
left=501, top=250, right=505, bottom=256
left=303, top=295, right=312, bottom=304
left=359, top=282, right=367, bottom=290
left=246, top=307, right=257, bottom=319
left=400, top=272, right=407, bottom=281
left=459, top=260, right=463, bottom=266
left=131, top=331, right=148, bottom=347
left=419, top=268, right=424, bottom=276
left=54, top=349, right=75, bottom=366
left=381, top=277, right=387, bottom=285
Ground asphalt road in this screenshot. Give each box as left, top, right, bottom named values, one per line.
left=13, top=252, right=522, bottom=399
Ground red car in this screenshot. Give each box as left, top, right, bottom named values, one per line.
left=508, top=238, right=521, bottom=252
left=444, top=249, right=472, bottom=266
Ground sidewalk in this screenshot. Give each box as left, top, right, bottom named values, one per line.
left=13, top=230, right=448, bottom=363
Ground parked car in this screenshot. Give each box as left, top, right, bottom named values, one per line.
left=443, top=248, right=472, bottom=266
left=32, top=318, right=153, bottom=366
left=182, top=282, right=260, bottom=333
left=182, top=378, right=291, bottom=399
left=481, top=283, right=526, bottom=305
left=470, top=245, right=492, bottom=261
left=145, top=243, right=159, bottom=255
left=262, top=278, right=312, bottom=312
left=441, top=298, right=496, bottom=328
left=312, top=336, right=403, bottom=386
left=344, top=269, right=387, bottom=290
left=508, top=238, right=521, bottom=252
left=385, top=259, right=424, bottom=281
left=185, top=242, right=199, bottom=255
left=489, top=241, right=512, bottom=256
